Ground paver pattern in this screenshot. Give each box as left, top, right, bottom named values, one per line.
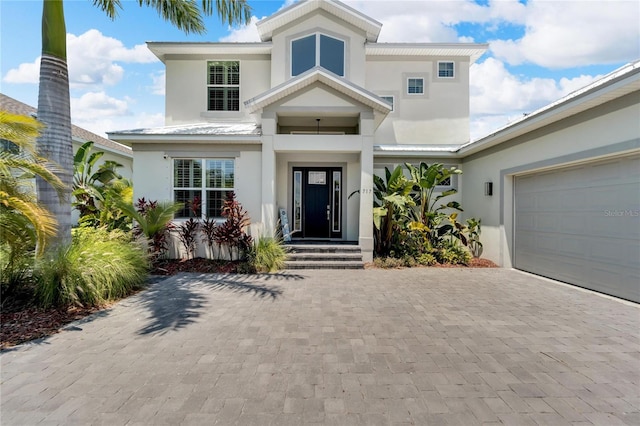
left=1, top=268, right=639, bottom=425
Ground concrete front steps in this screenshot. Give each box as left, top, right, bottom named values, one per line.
left=284, top=244, right=364, bottom=269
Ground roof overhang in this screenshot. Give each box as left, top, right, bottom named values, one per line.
left=147, top=42, right=272, bottom=62
left=460, top=60, right=640, bottom=156
left=366, top=43, right=488, bottom=64
left=108, top=123, right=262, bottom=146
left=374, top=144, right=462, bottom=159
left=244, top=67, right=392, bottom=115
left=257, top=0, right=382, bottom=42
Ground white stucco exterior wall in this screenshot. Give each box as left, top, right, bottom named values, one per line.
left=164, top=57, right=271, bottom=125
left=366, top=57, right=471, bottom=146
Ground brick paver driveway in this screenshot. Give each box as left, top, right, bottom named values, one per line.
left=1, top=268, right=639, bottom=425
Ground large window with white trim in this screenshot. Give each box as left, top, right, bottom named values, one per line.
left=291, top=33, right=345, bottom=76
left=207, top=61, right=240, bottom=111
left=173, top=159, right=235, bottom=218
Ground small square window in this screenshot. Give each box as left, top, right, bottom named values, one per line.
left=407, top=78, right=424, bottom=94
left=438, top=62, right=454, bottom=78
left=380, top=95, right=394, bottom=112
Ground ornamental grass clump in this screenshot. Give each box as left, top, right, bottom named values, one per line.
left=35, top=227, right=148, bottom=308
left=252, top=236, right=288, bottom=273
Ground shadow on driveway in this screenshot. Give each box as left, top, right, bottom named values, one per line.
left=136, top=272, right=303, bottom=336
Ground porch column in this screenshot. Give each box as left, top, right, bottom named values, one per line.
left=359, top=113, right=375, bottom=262
left=261, top=114, right=277, bottom=237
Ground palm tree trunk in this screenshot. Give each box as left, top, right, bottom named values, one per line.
left=36, top=0, right=73, bottom=246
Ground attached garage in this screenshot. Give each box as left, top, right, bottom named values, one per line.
left=514, top=154, right=640, bottom=302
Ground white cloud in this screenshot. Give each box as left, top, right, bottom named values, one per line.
left=4, top=29, right=158, bottom=88
left=3, top=58, right=40, bottom=84
left=469, top=58, right=601, bottom=140
left=490, top=0, right=640, bottom=68
left=70, top=91, right=163, bottom=137
left=149, top=71, right=165, bottom=96
left=220, top=16, right=261, bottom=42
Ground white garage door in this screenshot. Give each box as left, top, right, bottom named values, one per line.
left=514, top=154, right=640, bottom=303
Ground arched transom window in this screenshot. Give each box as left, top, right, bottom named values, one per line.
left=291, top=33, right=345, bottom=77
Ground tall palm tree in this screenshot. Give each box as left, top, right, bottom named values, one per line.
left=37, top=0, right=251, bottom=245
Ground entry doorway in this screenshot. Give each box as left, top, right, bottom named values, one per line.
left=292, top=167, right=342, bottom=239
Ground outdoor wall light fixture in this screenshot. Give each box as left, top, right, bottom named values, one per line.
left=316, top=118, right=321, bottom=134
left=484, top=181, right=493, bottom=196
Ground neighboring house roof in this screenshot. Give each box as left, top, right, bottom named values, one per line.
left=107, top=122, right=261, bottom=144
left=0, top=93, right=132, bottom=158
left=257, top=0, right=382, bottom=43
left=244, top=66, right=392, bottom=115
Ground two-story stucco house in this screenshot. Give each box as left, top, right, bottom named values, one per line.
left=109, top=0, right=639, bottom=303
left=108, top=0, right=486, bottom=263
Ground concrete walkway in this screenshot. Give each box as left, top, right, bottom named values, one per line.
left=1, top=268, right=638, bottom=425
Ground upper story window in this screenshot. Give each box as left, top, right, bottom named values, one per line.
left=291, top=33, right=345, bottom=77
left=438, top=61, right=455, bottom=78
left=207, top=61, right=239, bottom=111
left=407, top=78, right=424, bottom=95
left=380, top=95, right=394, bottom=112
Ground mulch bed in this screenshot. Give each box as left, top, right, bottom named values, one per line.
left=1, top=305, right=103, bottom=350
left=1, top=257, right=498, bottom=350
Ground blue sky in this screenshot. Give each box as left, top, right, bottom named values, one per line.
left=1, top=0, right=639, bottom=141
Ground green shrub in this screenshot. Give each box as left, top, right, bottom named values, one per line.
left=416, top=252, right=437, bottom=266
left=35, top=228, right=148, bottom=308
left=251, top=236, right=287, bottom=273
left=373, top=257, right=406, bottom=269
left=434, top=241, right=471, bottom=265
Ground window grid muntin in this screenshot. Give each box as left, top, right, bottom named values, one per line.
left=438, top=61, right=455, bottom=78
left=173, top=159, right=235, bottom=219
left=207, top=61, right=240, bottom=111
left=407, top=78, right=424, bottom=94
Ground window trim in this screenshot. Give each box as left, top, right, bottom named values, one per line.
left=438, top=61, right=455, bottom=79
left=407, top=77, right=424, bottom=95
left=290, top=32, right=346, bottom=77
left=172, top=158, right=235, bottom=220
left=206, top=60, right=240, bottom=112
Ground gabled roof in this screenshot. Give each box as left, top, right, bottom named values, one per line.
left=257, top=0, right=382, bottom=43
left=244, top=66, right=392, bottom=114
left=0, top=93, right=132, bottom=158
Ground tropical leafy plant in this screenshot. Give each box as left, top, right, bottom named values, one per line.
left=35, top=227, right=148, bottom=308
left=72, top=140, right=126, bottom=227
left=372, top=165, right=414, bottom=256
left=177, top=218, right=199, bottom=260
left=405, top=162, right=463, bottom=244
left=36, top=0, right=251, bottom=247
left=466, top=217, right=483, bottom=258
left=0, top=111, right=64, bottom=256
left=214, top=192, right=253, bottom=260
left=201, top=217, right=219, bottom=259
left=118, top=198, right=183, bottom=258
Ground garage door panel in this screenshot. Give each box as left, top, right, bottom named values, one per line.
left=514, top=154, right=640, bottom=303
